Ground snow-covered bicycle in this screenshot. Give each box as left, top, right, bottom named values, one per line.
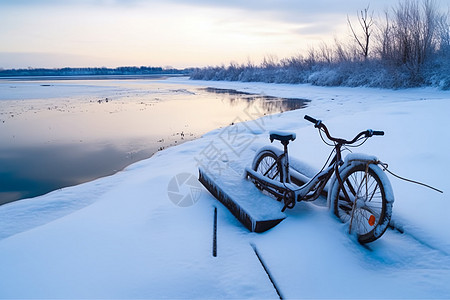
left=246, top=115, right=394, bottom=243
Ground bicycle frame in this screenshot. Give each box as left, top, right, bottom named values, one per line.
left=246, top=115, right=384, bottom=211
left=246, top=142, right=343, bottom=211
left=246, top=115, right=393, bottom=243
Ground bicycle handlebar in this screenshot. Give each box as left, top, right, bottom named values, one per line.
left=304, top=115, right=319, bottom=125
left=372, top=130, right=384, bottom=136
left=304, top=115, right=384, bottom=145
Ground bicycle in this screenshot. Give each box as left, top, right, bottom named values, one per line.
left=245, top=115, right=394, bottom=243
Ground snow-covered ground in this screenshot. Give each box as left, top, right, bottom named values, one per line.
left=0, top=77, right=449, bottom=298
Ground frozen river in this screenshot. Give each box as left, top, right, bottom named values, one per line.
left=0, top=76, right=308, bottom=204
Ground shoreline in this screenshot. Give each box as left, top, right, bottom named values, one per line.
left=0, top=78, right=309, bottom=204
left=0, top=74, right=187, bottom=81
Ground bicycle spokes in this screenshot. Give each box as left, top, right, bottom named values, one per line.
left=339, top=169, right=384, bottom=235
left=258, top=157, right=280, bottom=180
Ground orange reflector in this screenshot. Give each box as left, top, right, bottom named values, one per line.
left=368, top=215, right=376, bottom=226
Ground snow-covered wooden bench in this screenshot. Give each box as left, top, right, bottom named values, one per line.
left=198, top=167, right=286, bottom=232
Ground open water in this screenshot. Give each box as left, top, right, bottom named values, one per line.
left=0, top=76, right=309, bottom=204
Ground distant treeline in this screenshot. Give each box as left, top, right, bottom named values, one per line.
left=191, top=0, right=450, bottom=90
left=0, top=66, right=189, bottom=77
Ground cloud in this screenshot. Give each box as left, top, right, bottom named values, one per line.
left=156, top=0, right=384, bottom=38
left=1, top=0, right=389, bottom=17
left=0, top=0, right=398, bottom=68
left=0, top=0, right=144, bottom=8
left=1, top=0, right=394, bottom=34
left=161, top=0, right=374, bottom=19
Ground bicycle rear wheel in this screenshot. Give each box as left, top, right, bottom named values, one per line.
left=252, top=149, right=283, bottom=183
left=331, top=163, right=393, bottom=244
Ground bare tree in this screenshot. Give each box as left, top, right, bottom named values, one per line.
left=306, top=46, right=318, bottom=67
left=334, top=38, right=351, bottom=62
left=347, top=5, right=375, bottom=59
left=262, top=54, right=279, bottom=69
left=318, top=41, right=334, bottom=63
left=433, top=2, right=450, bottom=54
left=376, top=0, right=448, bottom=79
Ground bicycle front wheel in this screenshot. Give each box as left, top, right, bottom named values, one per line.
left=331, top=163, right=393, bottom=244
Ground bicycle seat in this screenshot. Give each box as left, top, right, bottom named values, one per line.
left=269, top=131, right=296, bottom=143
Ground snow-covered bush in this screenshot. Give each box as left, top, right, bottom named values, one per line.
left=308, top=67, right=344, bottom=86
left=189, top=0, right=449, bottom=90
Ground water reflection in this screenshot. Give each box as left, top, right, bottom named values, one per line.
left=0, top=143, right=157, bottom=205
left=0, top=79, right=310, bottom=204
left=201, top=87, right=310, bottom=114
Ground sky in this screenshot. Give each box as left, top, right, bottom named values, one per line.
left=0, top=0, right=404, bottom=69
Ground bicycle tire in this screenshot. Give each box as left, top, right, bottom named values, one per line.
left=252, top=149, right=283, bottom=184
left=330, top=163, right=393, bottom=244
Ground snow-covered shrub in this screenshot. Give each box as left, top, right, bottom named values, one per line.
left=189, top=0, right=450, bottom=90
left=308, top=67, right=345, bottom=86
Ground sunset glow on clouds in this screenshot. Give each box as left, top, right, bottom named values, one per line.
left=1, top=0, right=397, bottom=68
